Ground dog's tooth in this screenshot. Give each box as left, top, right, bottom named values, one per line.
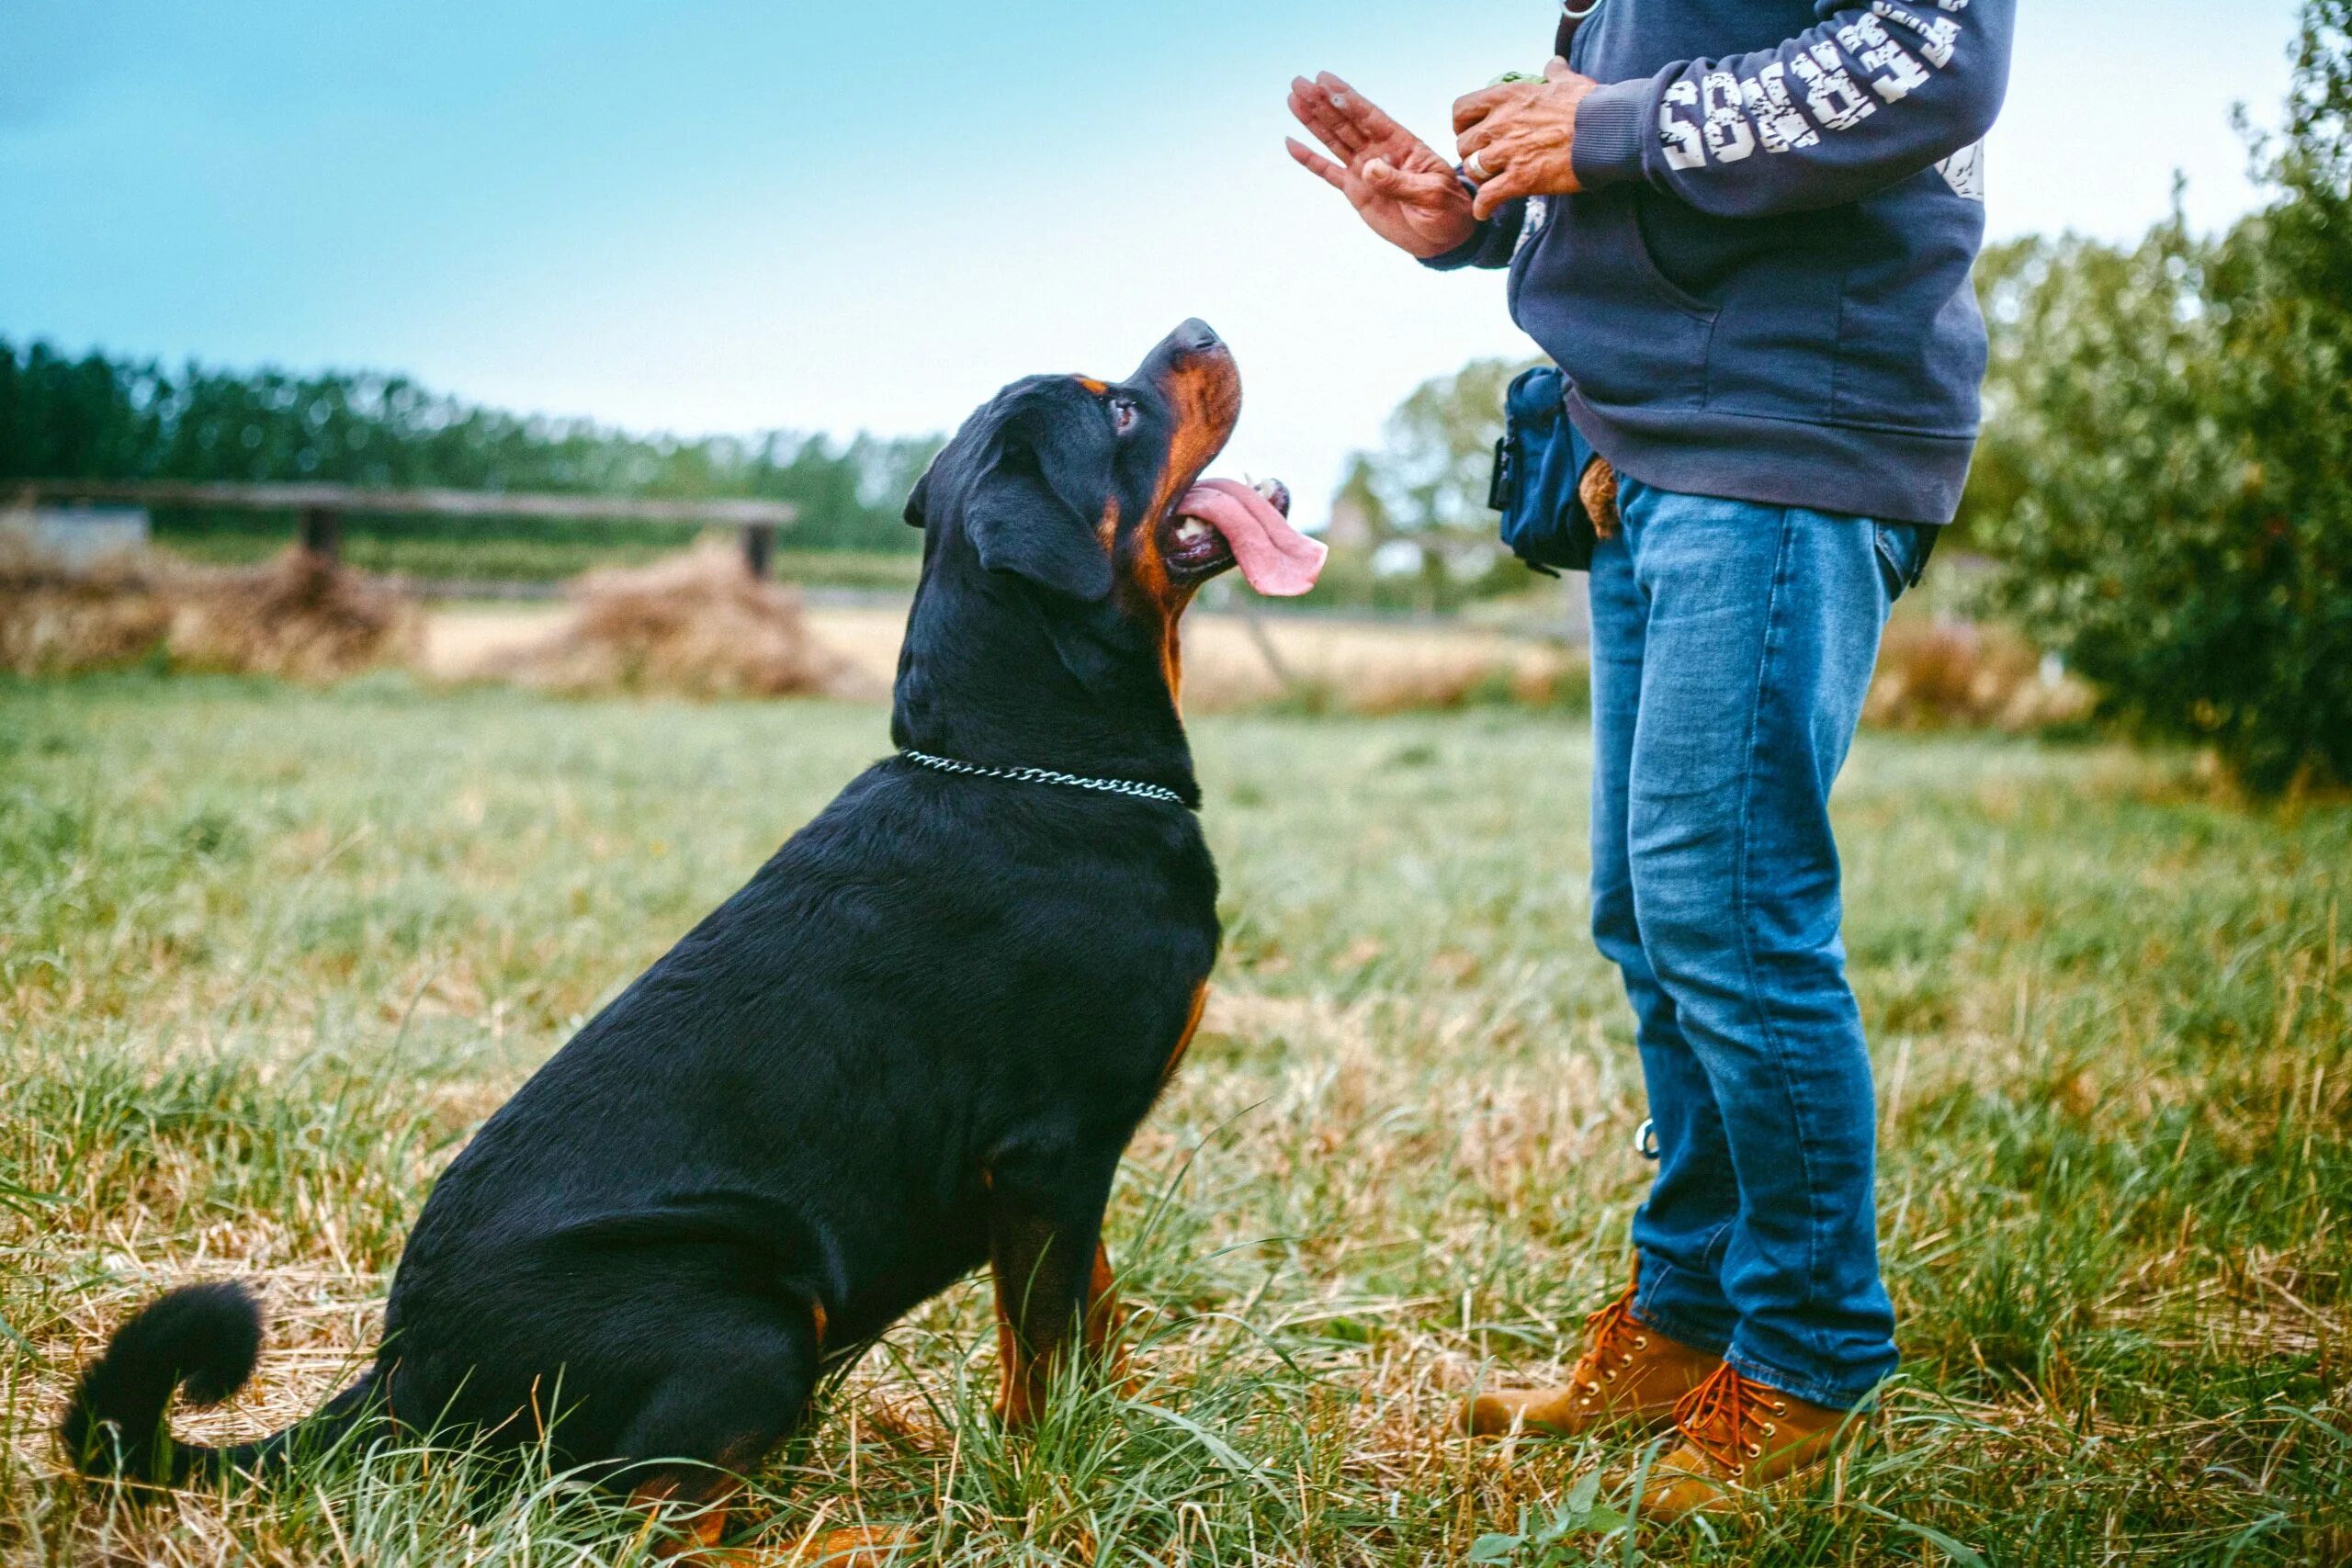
left=1174, top=518, right=1210, bottom=544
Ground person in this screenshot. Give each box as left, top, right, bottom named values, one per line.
left=1286, top=0, right=2014, bottom=1520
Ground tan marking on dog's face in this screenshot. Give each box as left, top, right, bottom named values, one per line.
left=1141, top=354, right=1241, bottom=541
left=1108, top=350, right=1240, bottom=707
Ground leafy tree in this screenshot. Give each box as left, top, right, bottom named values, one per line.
left=1968, top=0, right=2352, bottom=791
left=1335, top=356, right=1537, bottom=611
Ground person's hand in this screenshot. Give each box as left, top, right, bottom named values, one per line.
left=1286, top=72, right=1477, bottom=259
left=1453, top=57, right=1600, bottom=220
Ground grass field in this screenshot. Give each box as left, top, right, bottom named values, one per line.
left=2, top=676, right=2346, bottom=1564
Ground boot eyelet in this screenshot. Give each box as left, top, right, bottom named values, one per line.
left=1617, top=1353, right=1634, bottom=1367
left=1633, top=1336, right=1648, bottom=1348
left=1762, top=1422, right=1777, bottom=1436
left=1744, top=1442, right=1761, bottom=1458
left=1770, top=1401, right=1787, bottom=1415
left=1602, top=1371, right=1616, bottom=1382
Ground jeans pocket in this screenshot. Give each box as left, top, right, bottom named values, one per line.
left=1872, top=522, right=1936, bottom=601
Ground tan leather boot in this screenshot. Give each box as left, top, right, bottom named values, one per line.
left=1464, top=1279, right=1723, bottom=1438
left=1631, top=1362, right=1859, bottom=1522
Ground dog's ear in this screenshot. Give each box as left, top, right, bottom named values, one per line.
left=902, top=461, right=933, bottom=529
left=962, top=387, right=1115, bottom=602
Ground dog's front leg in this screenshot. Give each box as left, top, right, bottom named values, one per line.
left=985, top=1152, right=1120, bottom=1427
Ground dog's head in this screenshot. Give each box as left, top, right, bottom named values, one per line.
left=902, top=321, right=1324, bottom=699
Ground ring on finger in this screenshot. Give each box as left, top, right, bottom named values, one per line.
left=1464, top=150, right=1492, bottom=181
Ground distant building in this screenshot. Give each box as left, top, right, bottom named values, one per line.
left=0, top=503, right=152, bottom=569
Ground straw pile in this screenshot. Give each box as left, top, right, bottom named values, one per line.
left=0, top=543, right=416, bottom=680
left=497, top=542, right=859, bottom=698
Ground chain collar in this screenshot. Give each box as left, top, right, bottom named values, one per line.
left=898, top=748, right=1191, bottom=808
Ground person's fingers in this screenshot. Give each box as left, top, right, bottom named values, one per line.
left=1457, top=116, right=1500, bottom=159
left=1543, top=54, right=1574, bottom=82
left=1287, top=138, right=1352, bottom=194
left=1453, top=84, right=1515, bottom=134
left=1303, top=73, right=1380, bottom=152
left=1462, top=123, right=1516, bottom=174
left=1290, top=81, right=1367, bottom=161
left=1317, top=72, right=1415, bottom=148
left=1363, top=158, right=1460, bottom=207
left=1471, top=164, right=1532, bottom=220
left=1286, top=79, right=1338, bottom=139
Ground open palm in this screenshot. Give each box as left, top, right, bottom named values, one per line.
left=1286, top=72, right=1476, bottom=259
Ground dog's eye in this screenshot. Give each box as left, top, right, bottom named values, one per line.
left=1110, top=397, right=1138, bottom=435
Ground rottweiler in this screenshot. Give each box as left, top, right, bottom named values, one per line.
left=62, top=320, right=1325, bottom=1551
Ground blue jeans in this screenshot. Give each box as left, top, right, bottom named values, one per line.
left=1586, top=476, right=1930, bottom=1411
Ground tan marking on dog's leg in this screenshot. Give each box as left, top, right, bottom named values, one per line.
left=1161, top=982, right=1209, bottom=1083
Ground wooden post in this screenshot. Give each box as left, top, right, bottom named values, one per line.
left=298, top=505, right=341, bottom=560
left=741, top=522, right=775, bottom=580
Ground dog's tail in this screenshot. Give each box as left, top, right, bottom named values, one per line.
left=60, top=1281, right=383, bottom=1487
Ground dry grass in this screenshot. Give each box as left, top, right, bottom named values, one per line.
left=439, top=594, right=1579, bottom=716
left=13, top=540, right=2099, bottom=734
left=2, top=681, right=2344, bottom=1563
left=0, top=545, right=416, bottom=682
left=486, top=543, right=867, bottom=699
left=1865, top=614, right=2095, bottom=732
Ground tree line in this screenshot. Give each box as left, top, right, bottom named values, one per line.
left=0, top=344, right=940, bottom=555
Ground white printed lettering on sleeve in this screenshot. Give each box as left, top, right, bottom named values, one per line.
left=1652, top=3, right=1975, bottom=171
left=1659, top=79, right=1707, bottom=169
left=1740, top=62, right=1821, bottom=153
left=1936, top=139, right=1984, bottom=199
left=1789, top=40, right=1878, bottom=131
left=1700, top=71, right=1758, bottom=162
left=1511, top=196, right=1549, bottom=257
left=1838, top=14, right=1931, bottom=103
left=1872, top=1, right=1962, bottom=69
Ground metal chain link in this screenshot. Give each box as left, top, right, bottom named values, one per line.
left=898, top=748, right=1190, bottom=808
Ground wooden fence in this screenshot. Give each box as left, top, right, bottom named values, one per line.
left=9, top=479, right=797, bottom=578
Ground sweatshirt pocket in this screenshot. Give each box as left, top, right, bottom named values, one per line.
left=1522, top=188, right=1716, bottom=411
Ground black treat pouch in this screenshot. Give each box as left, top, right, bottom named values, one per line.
left=1487, top=364, right=1597, bottom=575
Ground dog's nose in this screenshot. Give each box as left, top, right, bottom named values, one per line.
left=1170, top=318, right=1222, bottom=355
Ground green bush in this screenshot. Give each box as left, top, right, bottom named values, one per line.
left=1967, top=0, right=2352, bottom=792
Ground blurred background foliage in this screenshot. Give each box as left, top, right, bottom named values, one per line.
left=0, top=344, right=939, bottom=577
left=1959, top=0, right=2351, bottom=792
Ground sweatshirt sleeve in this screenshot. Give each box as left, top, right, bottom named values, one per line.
left=1420, top=189, right=1525, bottom=271
left=1569, top=0, right=2013, bottom=218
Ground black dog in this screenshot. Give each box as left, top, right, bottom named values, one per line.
left=62, top=321, right=1323, bottom=1547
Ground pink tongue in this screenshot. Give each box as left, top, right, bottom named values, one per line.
left=1175, top=479, right=1328, bottom=597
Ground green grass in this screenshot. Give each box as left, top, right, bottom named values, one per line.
left=2, top=675, right=2346, bottom=1563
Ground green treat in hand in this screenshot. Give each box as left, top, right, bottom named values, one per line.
left=1487, top=69, right=1544, bottom=85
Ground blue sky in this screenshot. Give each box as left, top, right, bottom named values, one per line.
left=0, top=1, right=2307, bottom=517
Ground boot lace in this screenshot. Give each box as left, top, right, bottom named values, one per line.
left=1669, top=1362, right=1789, bottom=1474
left=1567, top=1285, right=1653, bottom=1404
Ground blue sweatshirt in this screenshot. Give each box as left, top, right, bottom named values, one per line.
left=1430, top=0, right=2014, bottom=525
